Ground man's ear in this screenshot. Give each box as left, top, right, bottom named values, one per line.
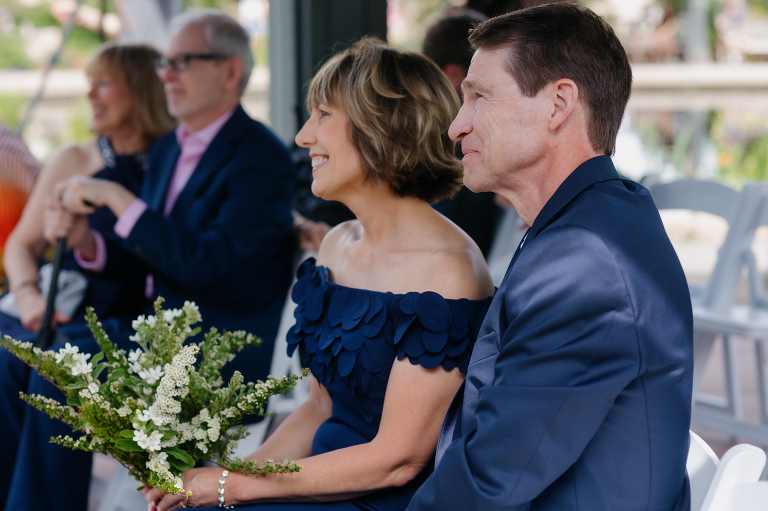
left=548, top=79, right=578, bottom=131
left=222, top=57, right=245, bottom=94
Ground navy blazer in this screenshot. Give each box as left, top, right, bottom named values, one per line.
left=408, top=156, right=693, bottom=510
left=102, top=105, right=296, bottom=382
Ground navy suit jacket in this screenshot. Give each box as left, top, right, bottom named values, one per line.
left=407, top=156, right=693, bottom=510
left=102, top=105, right=296, bottom=383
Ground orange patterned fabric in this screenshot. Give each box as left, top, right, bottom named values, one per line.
left=0, top=182, right=27, bottom=249
left=0, top=125, right=41, bottom=281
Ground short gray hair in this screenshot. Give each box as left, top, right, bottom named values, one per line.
left=169, top=8, right=253, bottom=96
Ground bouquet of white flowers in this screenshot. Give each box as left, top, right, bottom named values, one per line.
left=0, top=297, right=307, bottom=497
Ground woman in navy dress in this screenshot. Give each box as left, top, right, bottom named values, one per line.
left=146, top=37, right=495, bottom=511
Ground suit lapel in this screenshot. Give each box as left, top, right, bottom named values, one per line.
left=169, top=106, right=248, bottom=217
left=146, top=139, right=180, bottom=211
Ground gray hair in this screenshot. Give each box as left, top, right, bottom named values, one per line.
left=169, top=8, right=253, bottom=96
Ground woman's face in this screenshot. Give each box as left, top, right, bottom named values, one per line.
left=87, top=66, right=134, bottom=137
left=295, top=102, right=365, bottom=202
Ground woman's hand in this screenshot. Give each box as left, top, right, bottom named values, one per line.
left=43, top=194, right=94, bottom=253
left=15, top=285, right=45, bottom=332
left=54, top=176, right=136, bottom=217
left=15, top=284, right=71, bottom=332
left=144, top=467, right=227, bottom=510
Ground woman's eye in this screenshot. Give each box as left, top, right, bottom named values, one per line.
left=319, top=110, right=329, bottom=118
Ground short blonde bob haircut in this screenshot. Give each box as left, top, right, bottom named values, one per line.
left=306, top=37, right=462, bottom=203
left=87, top=43, right=176, bottom=145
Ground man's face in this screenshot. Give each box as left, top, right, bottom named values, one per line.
left=449, top=47, right=551, bottom=194
left=158, top=22, right=230, bottom=129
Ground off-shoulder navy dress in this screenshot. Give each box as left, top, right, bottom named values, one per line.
left=211, top=258, right=492, bottom=510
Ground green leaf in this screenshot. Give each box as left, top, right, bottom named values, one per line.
left=120, top=430, right=135, bottom=438
left=64, top=381, right=88, bottom=390
left=92, top=363, right=107, bottom=380
left=91, top=352, right=104, bottom=364
left=160, top=430, right=176, bottom=441
left=164, top=447, right=194, bottom=469
left=66, top=396, right=81, bottom=407
left=167, top=456, right=188, bottom=472
left=115, top=438, right=143, bottom=452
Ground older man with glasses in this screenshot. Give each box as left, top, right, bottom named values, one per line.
left=0, top=9, right=296, bottom=510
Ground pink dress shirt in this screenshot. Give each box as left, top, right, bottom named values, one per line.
left=76, top=108, right=236, bottom=298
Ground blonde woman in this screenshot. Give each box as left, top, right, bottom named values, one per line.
left=1, top=43, right=175, bottom=338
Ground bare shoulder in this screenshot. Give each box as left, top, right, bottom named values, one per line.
left=316, top=220, right=361, bottom=267
left=38, top=140, right=101, bottom=186
left=422, top=234, right=494, bottom=301
left=396, top=212, right=494, bottom=300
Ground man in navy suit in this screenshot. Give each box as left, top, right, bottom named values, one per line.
left=0, top=10, right=295, bottom=510
left=407, top=4, right=693, bottom=511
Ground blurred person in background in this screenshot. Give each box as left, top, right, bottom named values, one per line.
left=423, top=8, right=507, bottom=258
left=0, top=43, right=175, bottom=341
left=1, top=8, right=296, bottom=509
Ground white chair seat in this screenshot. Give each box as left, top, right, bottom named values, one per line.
left=694, top=304, right=768, bottom=339
left=687, top=430, right=768, bottom=511
left=700, top=443, right=768, bottom=511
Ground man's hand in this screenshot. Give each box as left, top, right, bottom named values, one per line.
left=54, top=176, right=136, bottom=217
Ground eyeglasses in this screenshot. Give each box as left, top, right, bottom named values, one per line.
left=154, top=53, right=229, bottom=73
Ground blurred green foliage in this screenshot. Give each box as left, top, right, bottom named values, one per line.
left=0, top=96, right=26, bottom=131
left=184, top=0, right=238, bottom=14
left=0, top=33, right=32, bottom=69
left=747, top=0, right=768, bottom=16
left=711, top=110, right=768, bottom=182
left=65, top=98, right=93, bottom=143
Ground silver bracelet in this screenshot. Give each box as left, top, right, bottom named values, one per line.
left=218, top=469, right=235, bottom=509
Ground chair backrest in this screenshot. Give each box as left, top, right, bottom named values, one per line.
left=229, top=251, right=312, bottom=457
left=700, top=443, right=767, bottom=511
left=687, top=431, right=720, bottom=511
left=645, top=178, right=765, bottom=312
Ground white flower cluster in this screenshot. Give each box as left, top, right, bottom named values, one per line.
left=138, top=365, right=165, bottom=385
left=134, top=430, right=163, bottom=451
left=181, top=301, right=201, bottom=324
left=54, top=343, right=93, bottom=376
left=146, top=452, right=185, bottom=492
left=128, top=348, right=143, bottom=373
left=26, top=393, right=78, bottom=419
left=173, top=408, right=222, bottom=454
left=1, top=298, right=304, bottom=498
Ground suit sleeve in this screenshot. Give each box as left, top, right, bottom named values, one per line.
left=407, top=225, right=641, bottom=510
left=105, top=132, right=295, bottom=289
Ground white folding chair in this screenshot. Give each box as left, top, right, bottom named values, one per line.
left=683, top=184, right=768, bottom=446
left=645, top=177, right=749, bottom=309
left=230, top=253, right=311, bottom=456
left=646, top=178, right=761, bottom=393
left=688, top=431, right=720, bottom=511
left=700, top=443, right=768, bottom=511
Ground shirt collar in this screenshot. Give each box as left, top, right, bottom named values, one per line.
left=528, top=155, right=621, bottom=239
left=175, top=107, right=237, bottom=148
